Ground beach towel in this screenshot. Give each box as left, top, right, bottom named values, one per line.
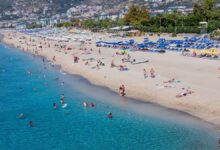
left=131, top=59, right=149, bottom=65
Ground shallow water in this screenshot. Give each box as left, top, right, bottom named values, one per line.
left=0, top=44, right=219, bottom=150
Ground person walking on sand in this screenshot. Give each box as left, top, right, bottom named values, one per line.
left=111, top=60, right=115, bottom=68
left=119, top=85, right=126, bottom=96
left=53, top=56, right=56, bottom=62
left=143, top=69, right=148, bottom=78
left=150, top=68, right=155, bottom=78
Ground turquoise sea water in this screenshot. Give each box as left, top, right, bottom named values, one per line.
left=0, top=44, right=219, bottom=150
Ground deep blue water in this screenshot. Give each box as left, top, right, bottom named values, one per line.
left=0, top=44, right=219, bottom=150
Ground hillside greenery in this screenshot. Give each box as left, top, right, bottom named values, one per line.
left=55, top=0, right=220, bottom=34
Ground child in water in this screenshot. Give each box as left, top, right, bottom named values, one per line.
left=53, top=103, right=57, bottom=109
left=108, top=112, right=113, bottom=119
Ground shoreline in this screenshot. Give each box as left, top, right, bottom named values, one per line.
left=1, top=41, right=218, bottom=132
left=1, top=30, right=220, bottom=128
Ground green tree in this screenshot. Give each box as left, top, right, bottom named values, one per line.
left=208, top=20, right=220, bottom=32
left=193, top=0, right=219, bottom=22
left=124, top=5, right=149, bottom=27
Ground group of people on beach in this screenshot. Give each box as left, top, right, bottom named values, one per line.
left=143, top=68, right=155, bottom=78
left=176, top=88, right=194, bottom=98
left=6, top=31, right=220, bottom=146
left=119, top=85, right=126, bottom=96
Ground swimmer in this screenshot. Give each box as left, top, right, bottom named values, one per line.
left=18, top=87, right=23, bottom=91
left=29, top=121, right=33, bottom=127
left=26, top=69, right=32, bottom=75
left=61, top=94, right=65, bottom=100
left=54, top=77, right=59, bottom=80
left=61, top=95, right=65, bottom=104
left=90, top=102, right=95, bottom=108
left=83, top=101, right=88, bottom=108
left=61, top=99, right=65, bottom=106
left=108, top=112, right=113, bottom=119
left=18, top=113, right=24, bottom=119
left=53, top=103, right=58, bottom=109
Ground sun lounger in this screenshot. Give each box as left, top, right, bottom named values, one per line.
left=131, top=59, right=149, bottom=65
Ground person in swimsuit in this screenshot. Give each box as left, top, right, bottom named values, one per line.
left=53, top=103, right=57, bottom=109
left=90, top=102, right=95, bottom=108
left=29, top=121, right=33, bottom=127
left=18, top=113, right=24, bottom=119
left=108, top=112, right=113, bottom=119
left=83, top=101, right=88, bottom=107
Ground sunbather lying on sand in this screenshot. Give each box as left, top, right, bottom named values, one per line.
left=176, top=88, right=195, bottom=98
left=164, top=78, right=175, bottom=83
left=118, top=65, right=128, bottom=71
left=158, top=85, right=176, bottom=89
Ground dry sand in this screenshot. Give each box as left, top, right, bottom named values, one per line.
left=1, top=29, right=220, bottom=127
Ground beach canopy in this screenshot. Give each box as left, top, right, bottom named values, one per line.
left=96, top=35, right=220, bottom=51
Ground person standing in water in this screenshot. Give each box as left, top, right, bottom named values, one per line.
left=60, top=94, right=65, bottom=106
left=108, top=112, right=113, bottom=119
left=83, top=101, right=88, bottom=108
left=53, top=103, right=58, bottom=109
left=29, top=121, right=33, bottom=127
left=18, top=113, right=24, bottom=119
left=90, top=102, right=95, bottom=108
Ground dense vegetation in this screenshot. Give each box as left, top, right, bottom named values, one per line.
left=56, top=0, right=220, bottom=34
left=126, top=0, right=220, bottom=33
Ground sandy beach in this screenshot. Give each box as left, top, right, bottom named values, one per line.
left=1, top=28, right=220, bottom=127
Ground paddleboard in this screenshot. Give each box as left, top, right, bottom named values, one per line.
left=62, top=104, right=68, bottom=108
